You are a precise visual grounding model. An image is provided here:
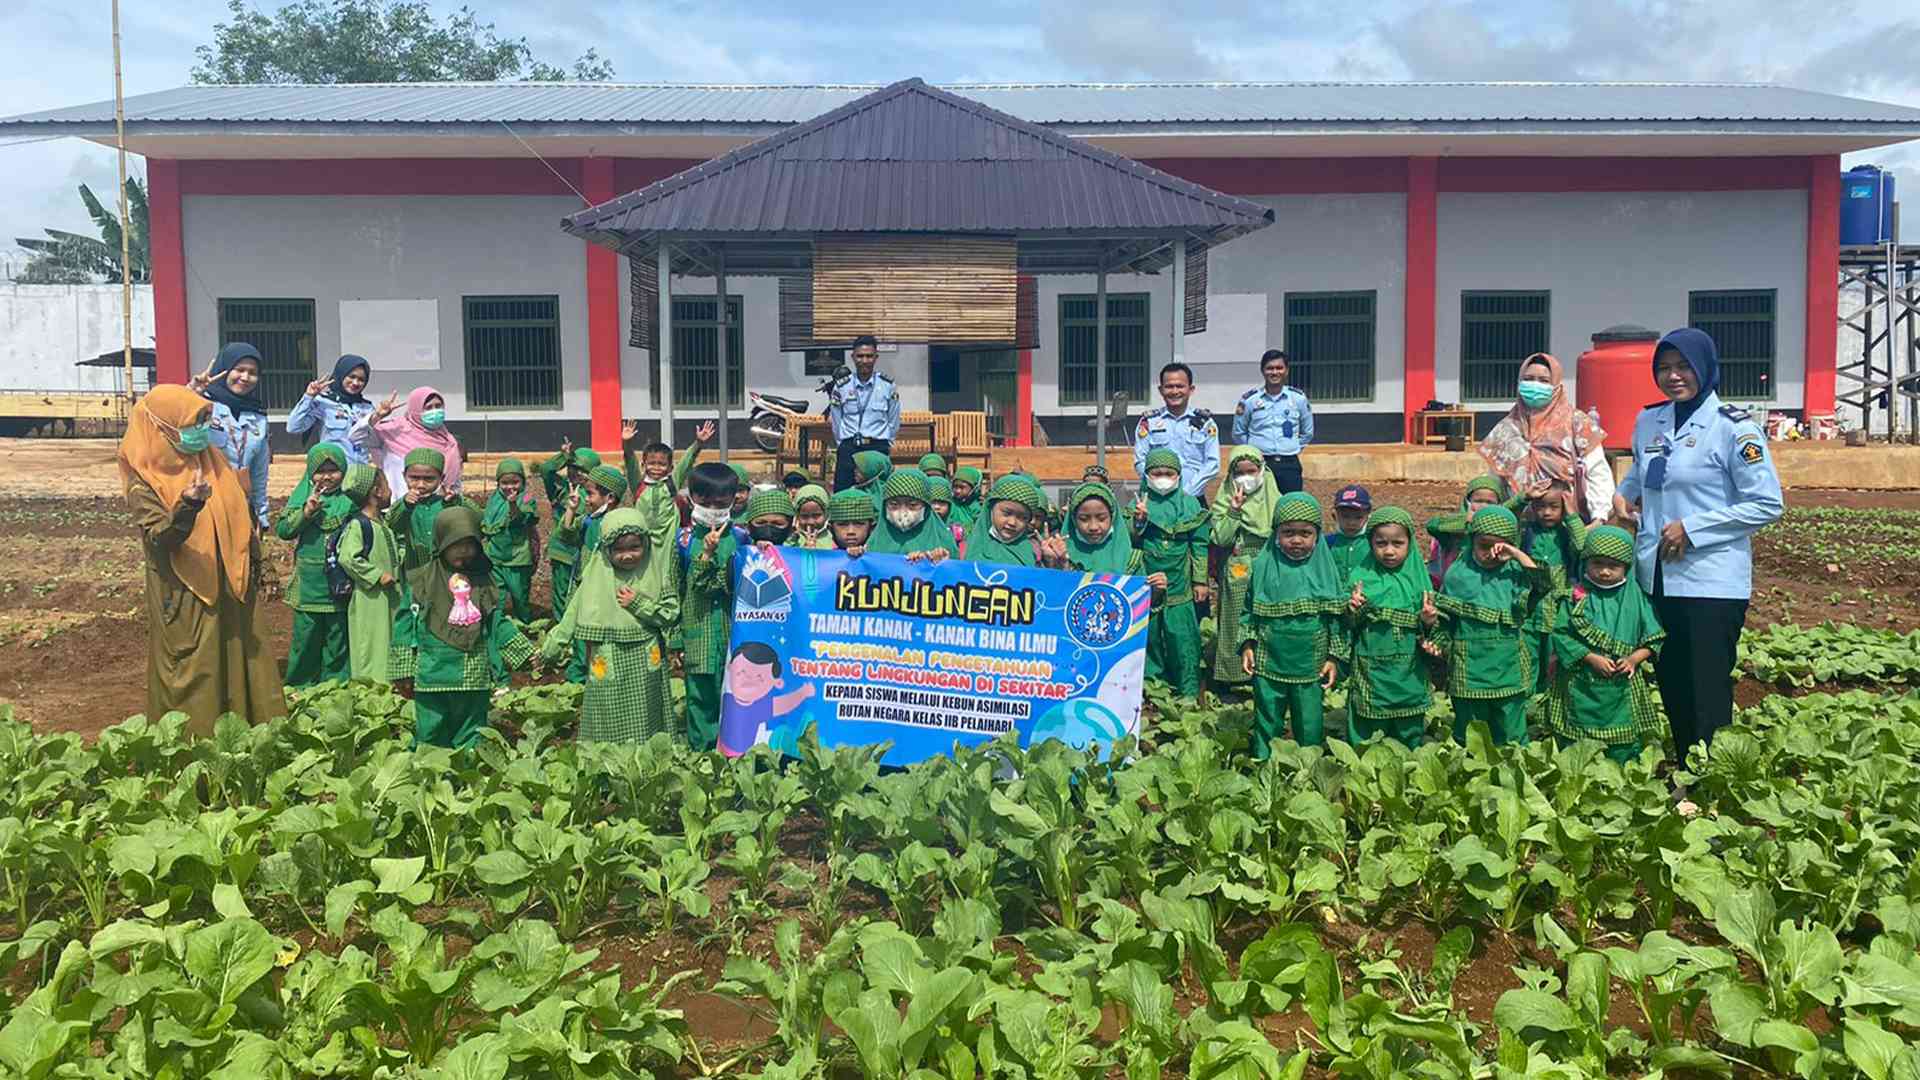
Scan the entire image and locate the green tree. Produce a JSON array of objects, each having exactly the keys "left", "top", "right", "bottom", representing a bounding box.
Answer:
[
  {"left": 191, "top": 0, "right": 613, "bottom": 84},
  {"left": 14, "top": 179, "right": 149, "bottom": 285}
]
